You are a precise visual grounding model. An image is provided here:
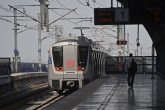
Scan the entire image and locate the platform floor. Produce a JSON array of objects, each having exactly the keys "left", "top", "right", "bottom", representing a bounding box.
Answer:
[{"left": 44, "top": 74, "right": 165, "bottom": 110}]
